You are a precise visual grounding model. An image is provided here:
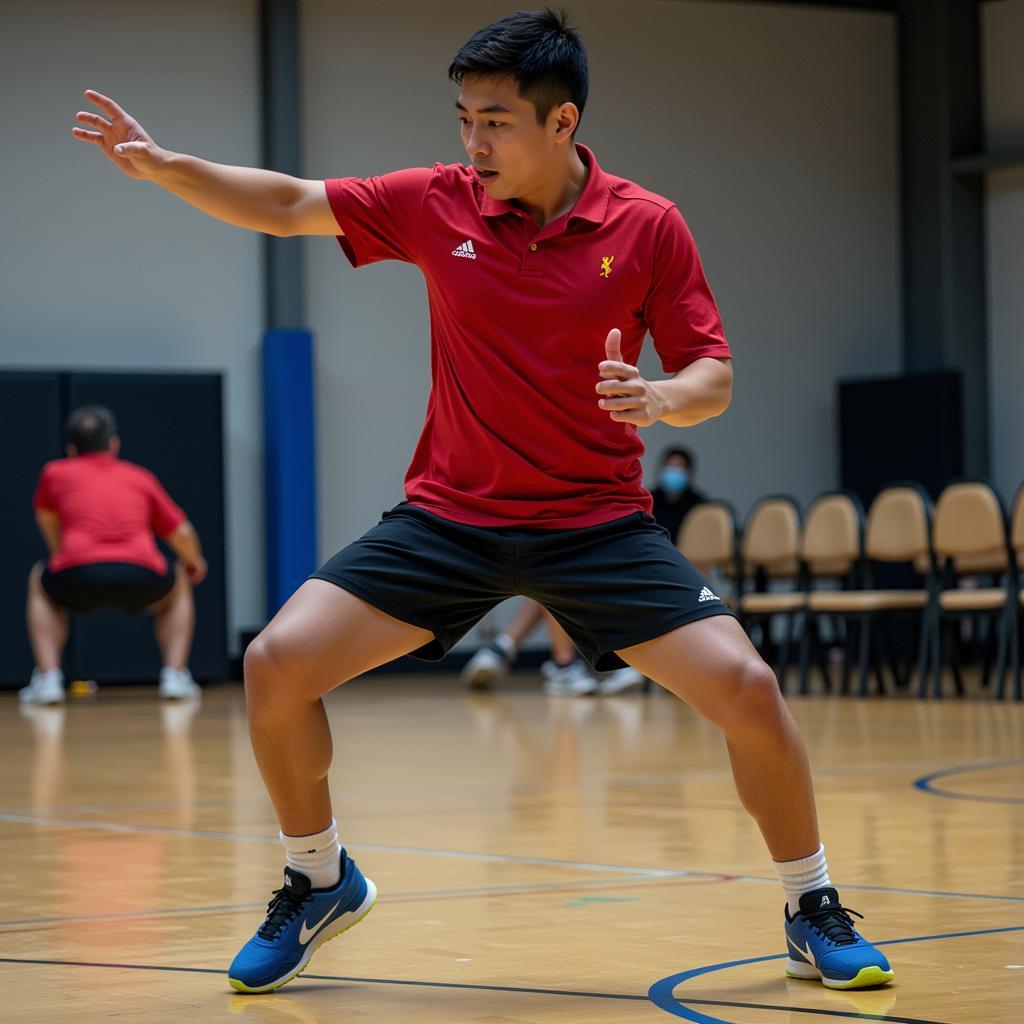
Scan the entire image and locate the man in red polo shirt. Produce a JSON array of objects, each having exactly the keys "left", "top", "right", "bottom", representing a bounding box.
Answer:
[
  {"left": 73, "top": 9, "right": 892, "bottom": 993},
  {"left": 22, "top": 405, "right": 207, "bottom": 704}
]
